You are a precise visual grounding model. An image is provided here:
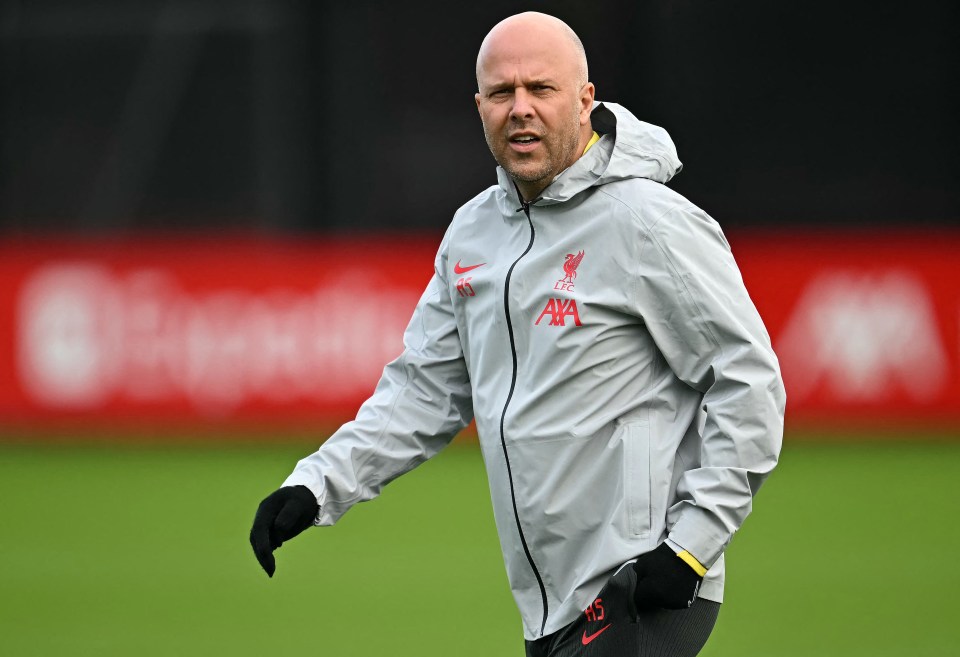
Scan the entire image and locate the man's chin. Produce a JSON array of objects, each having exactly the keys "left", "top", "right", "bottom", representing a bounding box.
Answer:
[{"left": 503, "top": 163, "right": 552, "bottom": 186}]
